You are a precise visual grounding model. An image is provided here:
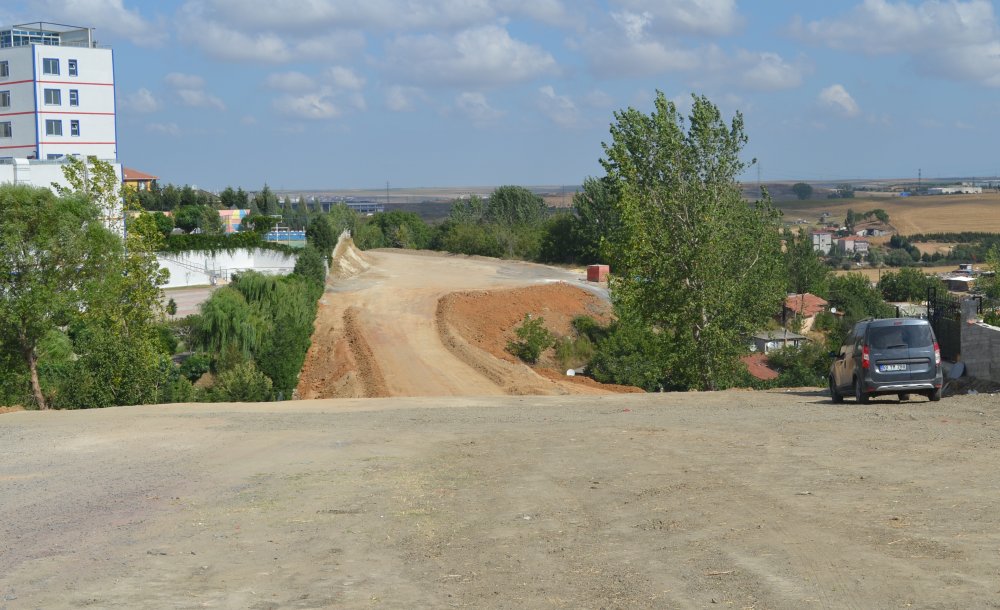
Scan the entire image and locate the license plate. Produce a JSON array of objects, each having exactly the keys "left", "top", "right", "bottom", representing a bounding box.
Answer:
[{"left": 880, "top": 364, "right": 907, "bottom": 372}]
